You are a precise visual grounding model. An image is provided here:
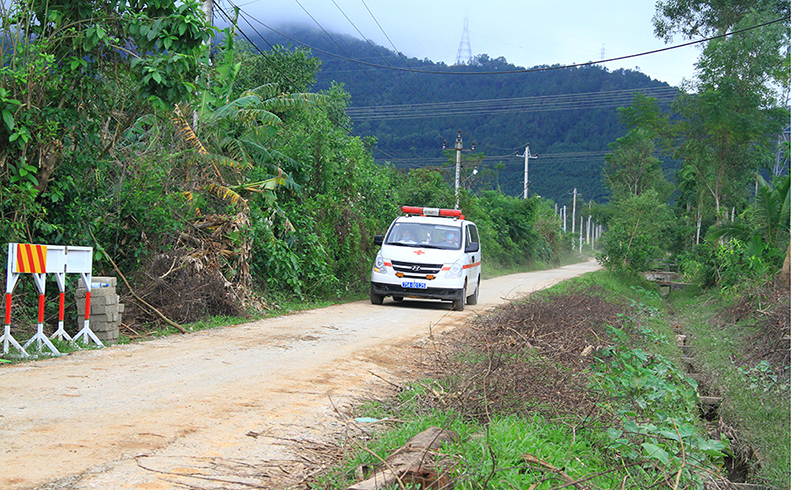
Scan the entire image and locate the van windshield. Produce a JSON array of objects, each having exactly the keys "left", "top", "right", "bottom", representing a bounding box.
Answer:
[{"left": 386, "top": 223, "right": 461, "bottom": 250}]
